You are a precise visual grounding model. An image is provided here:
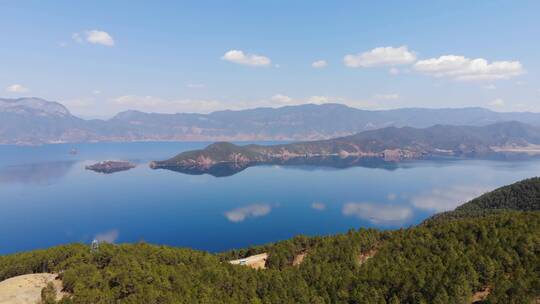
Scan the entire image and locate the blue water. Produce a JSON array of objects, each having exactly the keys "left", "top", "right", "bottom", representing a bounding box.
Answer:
[{"left": 1, "top": 142, "right": 540, "bottom": 255}]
